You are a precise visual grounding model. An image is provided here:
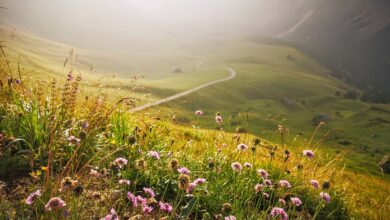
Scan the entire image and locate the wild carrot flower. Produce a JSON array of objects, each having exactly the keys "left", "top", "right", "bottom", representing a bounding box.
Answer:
[
  {"left": 320, "top": 192, "right": 331, "bottom": 203},
  {"left": 303, "top": 150, "right": 314, "bottom": 159},
  {"left": 264, "top": 179, "right": 272, "bottom": 187},
  {"left": 195, "top": 110, "right": 203, "bottom": 116},
  {"left": 194, "top": 178, "right": 206, "bottom": 185},
  {"left": 143, "top": 187, "right": 155, "bottom": 198},
  {"left": 279, "top": 180, "right": 291, "bottom": 188},
  {"left": 119, "top": 179, "right": 131, "bottom": 185},
  {"left": 177, "top": 167, "right": 190, "bottom": 175},
  {"left": 148, "top": 151, "right": 160, "bottom": 160},
  {"left": 244, "top": 162, "right": 252, "bottom": 168},
  {"left": 45, "top": 197, "right": 66, "bottom": 211},
  {"left": 270, "top": 207, "right": 288, "bottom": 220},
  {"left": 225, "top": 216, "right": 236, "bottom": 220},
  {"left": 254, "top": 184, "right": 263, "bottom": 193},
  {"left": 26, "top": 190, "right": 41, "bottom": 205},
  {"left": 114, "top": 157, "right": 128, "bottom": 168},
  {"left": 231, "top": 162, "right": 242, "bottom": 172},
  {"left": 187, "top": 182, "right": 197, "bottom": 194},
  {"left": 290, "top": 197, "right": 302, "bottom": 206},
  {"left": 257, "top": 169, "right": 269, "bottom": 179},
  {"left": 159, "top": 201, "right": 173, "bottom": 213},
  {"left": 102, "top": 208, "right": 118, "bottom": 220},
  {"left": 310, "top": 179, "right": 319, "bottom": 189},
  {"left": 215, "top": 115, "right": 223, "bottom": 124},
  {"left": 237, "top": 143, "right": 248, "bottom": 151}
]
